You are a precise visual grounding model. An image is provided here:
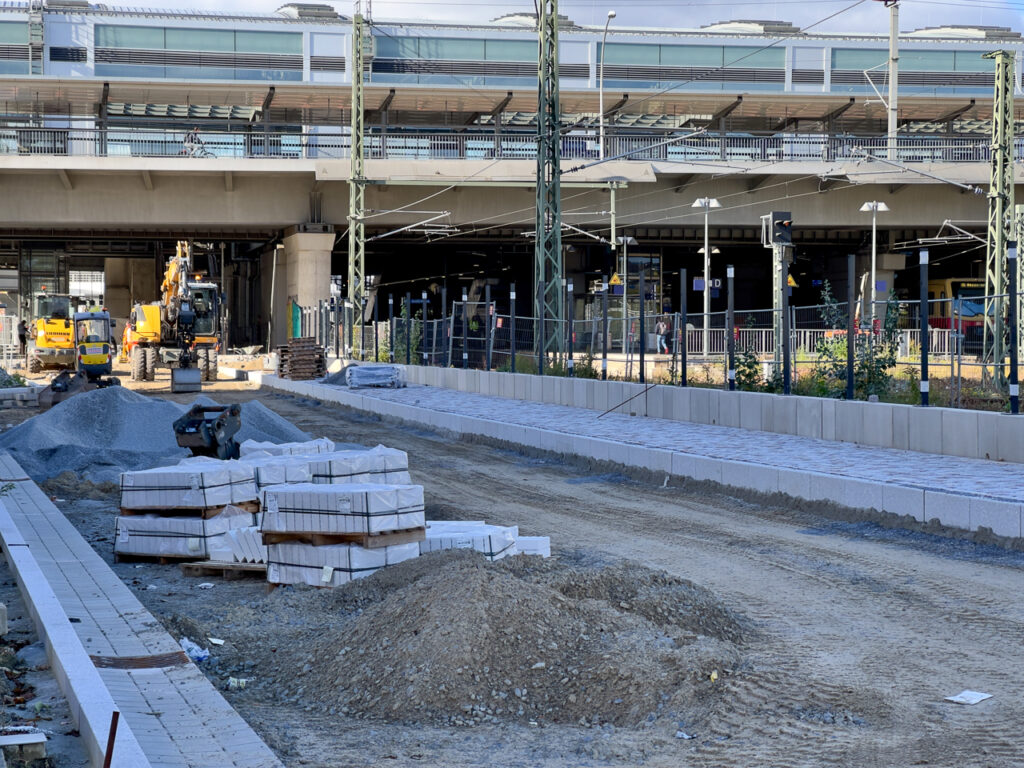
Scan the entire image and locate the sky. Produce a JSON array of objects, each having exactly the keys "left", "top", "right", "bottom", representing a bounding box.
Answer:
[{"left": 126, "top": 0, "right": 1024, "bottom": 35}]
